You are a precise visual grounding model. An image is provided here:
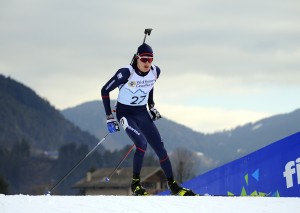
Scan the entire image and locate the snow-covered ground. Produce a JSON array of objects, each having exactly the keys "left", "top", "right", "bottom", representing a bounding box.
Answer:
[{"left": 1, "top": 194, "right": 299, "bottom": 213}]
